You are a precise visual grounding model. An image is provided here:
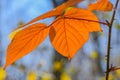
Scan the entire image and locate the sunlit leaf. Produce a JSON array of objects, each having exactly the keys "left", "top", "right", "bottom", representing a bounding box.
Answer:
[
  {"left": 21, "top": 0, "right": 83, "bottom": 27},
  {"left": 0, "top": 67, "right": 6, "bottom": 80},
  {"left": 54, "top": 61, "right": 62, "bottom": 71},
  {"left": 49, "top": 8, "right": 101, "bottom": 59},
  {"left": 27, "top": 72, "right": 37, "bottom": 80},
  {"left": 90, "top": 51, "right": 98, "bottom": 59},
  {"left": 116, "top": 69, "right": 120, "bottom": 77},
  {"left": 64, "top": 8, "right": 102, "bottom": 32},
  {"left": 88, "top": 0, "right": 113, "bottom": 11},
  {"left": 60, "top": 72, "right": 71, "bottom": 80},
  {"left": 9, "top": 27, "right": 24, "bottom": 40},
  {"left": 65, "top": 6, "right": 76, "bottom": 12},
  {"left": 4, "top": 23, "right": 49, "bottom": 69}
]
